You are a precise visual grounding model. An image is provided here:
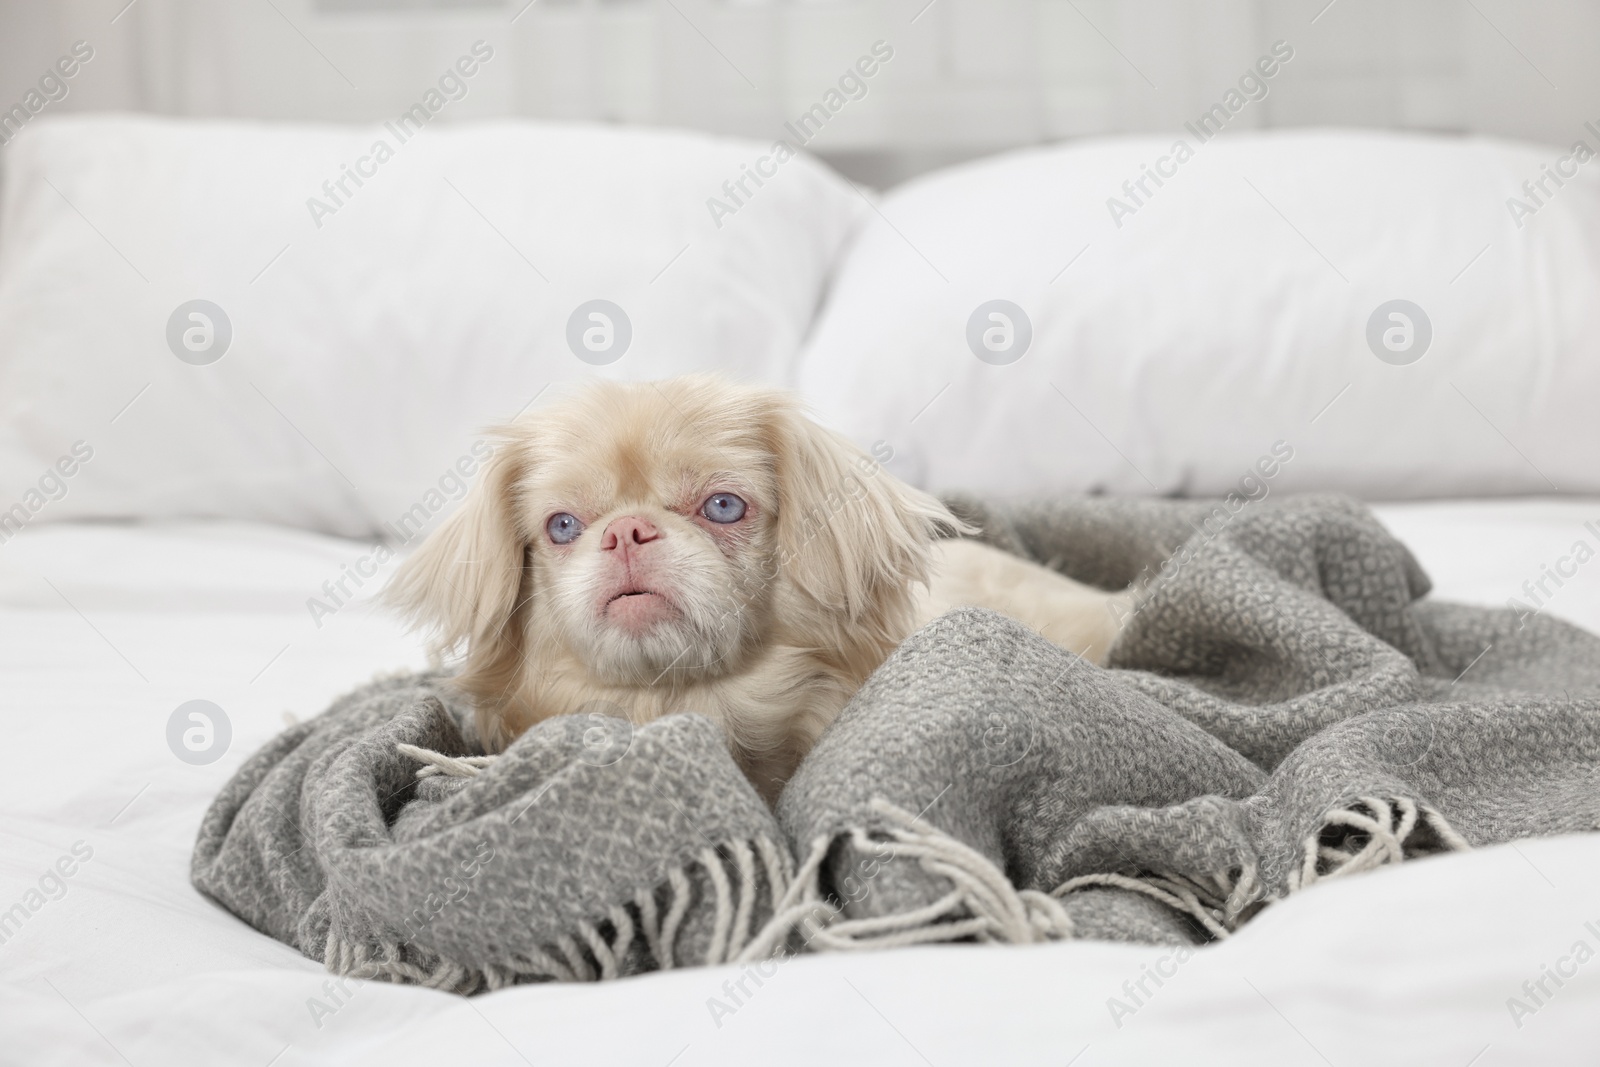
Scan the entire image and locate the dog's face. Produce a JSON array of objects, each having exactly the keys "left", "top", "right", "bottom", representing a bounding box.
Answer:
[
  {"left": 522, "top": 381, "right": 781, "bottom": 686},
  {"left": 387, "top": 376, "right": 954, "bottom": 751}
]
